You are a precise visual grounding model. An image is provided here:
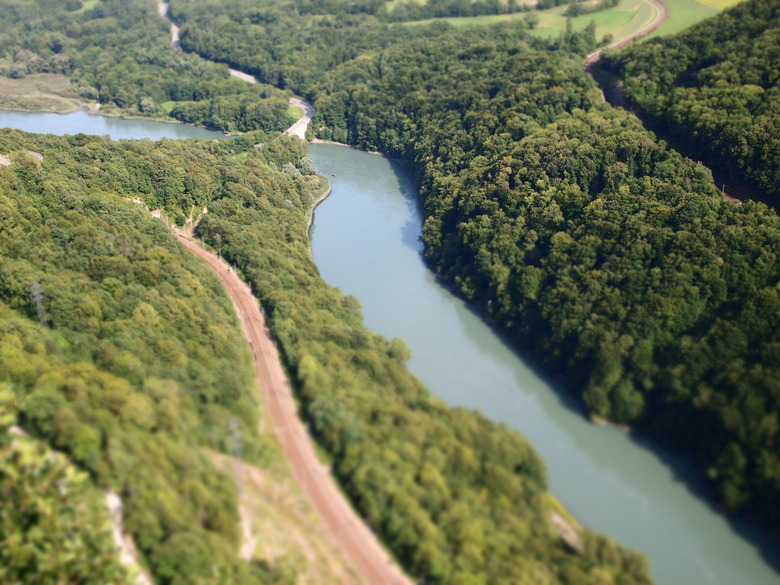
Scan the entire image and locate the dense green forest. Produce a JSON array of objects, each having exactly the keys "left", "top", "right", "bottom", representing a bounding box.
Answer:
[
  {"left": 0, "top": 129, "right": 295, "bottom": 584},
  {"left": 0, "top": 128, "right": 652, "bottom": 584},
  {"left": 0, "top": 0, "right": 294, "bottom": 132},
  {"left": 172, "top": 0, "right": 597, "bottom": 96},
  {"left": 599, "top": 0, "right": 780, "bottom": 205},
  {"left": 173, "top": 0, "right": 780, "bottom": 533}
]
